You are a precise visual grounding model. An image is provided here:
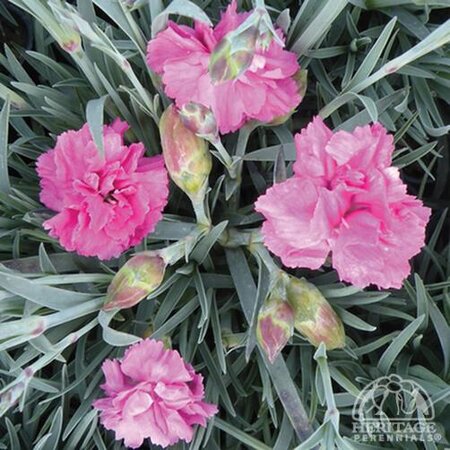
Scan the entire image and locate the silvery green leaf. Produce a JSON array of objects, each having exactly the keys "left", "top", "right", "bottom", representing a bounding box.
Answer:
[
  {"left": 98, "top": 310, "right": 141, "bottom": 346},
  {"left": 276, "top": 9, "right": 291, "bottom": 35},
  {"left": 0, "top": 97, "right": 11, "bottom": 194},
  {"left": 86, "top": 96, "right": 108, "bottom": 157},
  {"left": 151, "top": 0, "right": 212, "bottom": 37}
]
